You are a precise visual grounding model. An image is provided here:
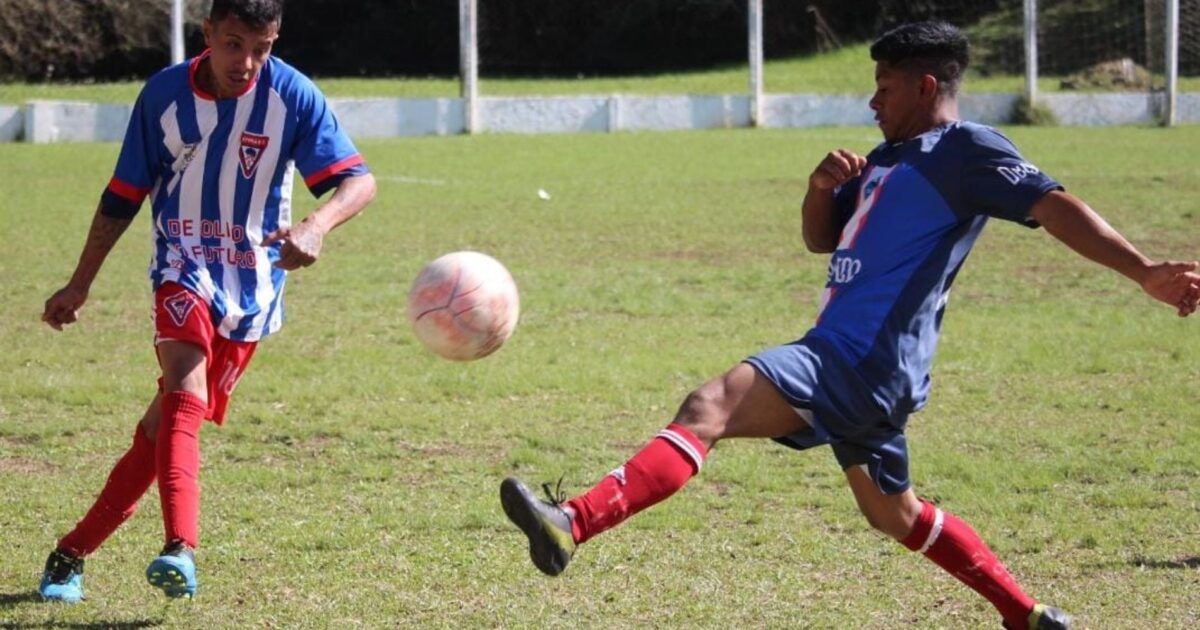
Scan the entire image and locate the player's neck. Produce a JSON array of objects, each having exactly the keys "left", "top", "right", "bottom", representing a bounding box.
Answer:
[
  {"left": 195, "top": 58, "right": 218, "bottom": 98},
  {"left": 903, "top": 105, "right": 959, "bottom": 141},
  {"left": 194, "top": 57, "right": 234, "bottom": 100}
]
